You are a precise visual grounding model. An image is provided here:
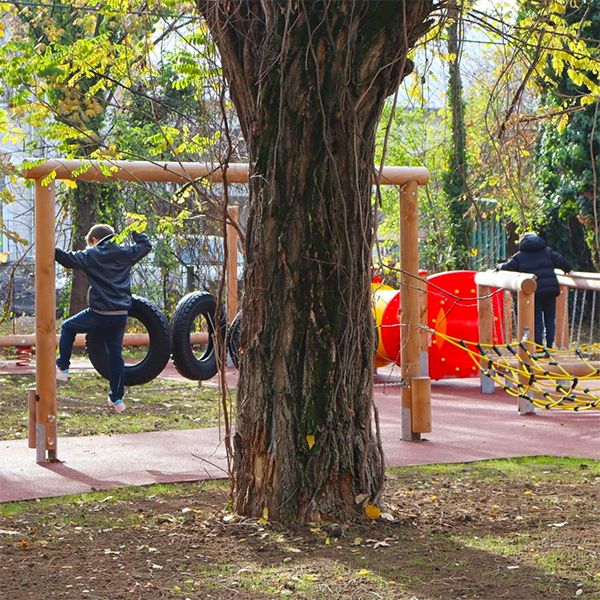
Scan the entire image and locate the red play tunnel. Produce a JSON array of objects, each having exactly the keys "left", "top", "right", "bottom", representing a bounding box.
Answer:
[{"left": 373, "top": 270, "right": 505, "bottom": 380}]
